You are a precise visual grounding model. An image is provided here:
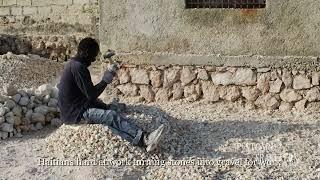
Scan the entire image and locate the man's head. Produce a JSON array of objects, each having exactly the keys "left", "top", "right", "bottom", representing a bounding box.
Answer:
[{"left": 76, "top": 37, "right": 100, "bottom": 66}]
